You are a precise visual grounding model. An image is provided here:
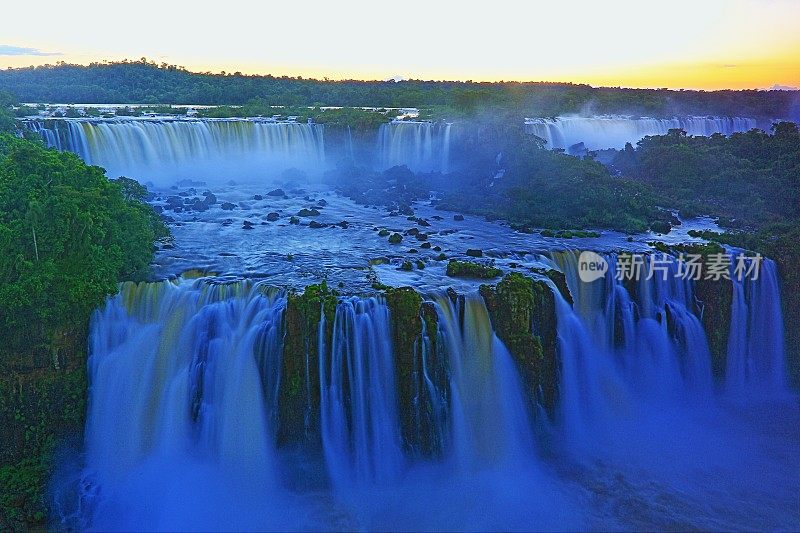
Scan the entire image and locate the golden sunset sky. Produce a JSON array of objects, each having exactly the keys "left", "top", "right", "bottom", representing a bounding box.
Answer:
[{"left": 1, "top": 0, "right": 798, "bottom": 89}]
